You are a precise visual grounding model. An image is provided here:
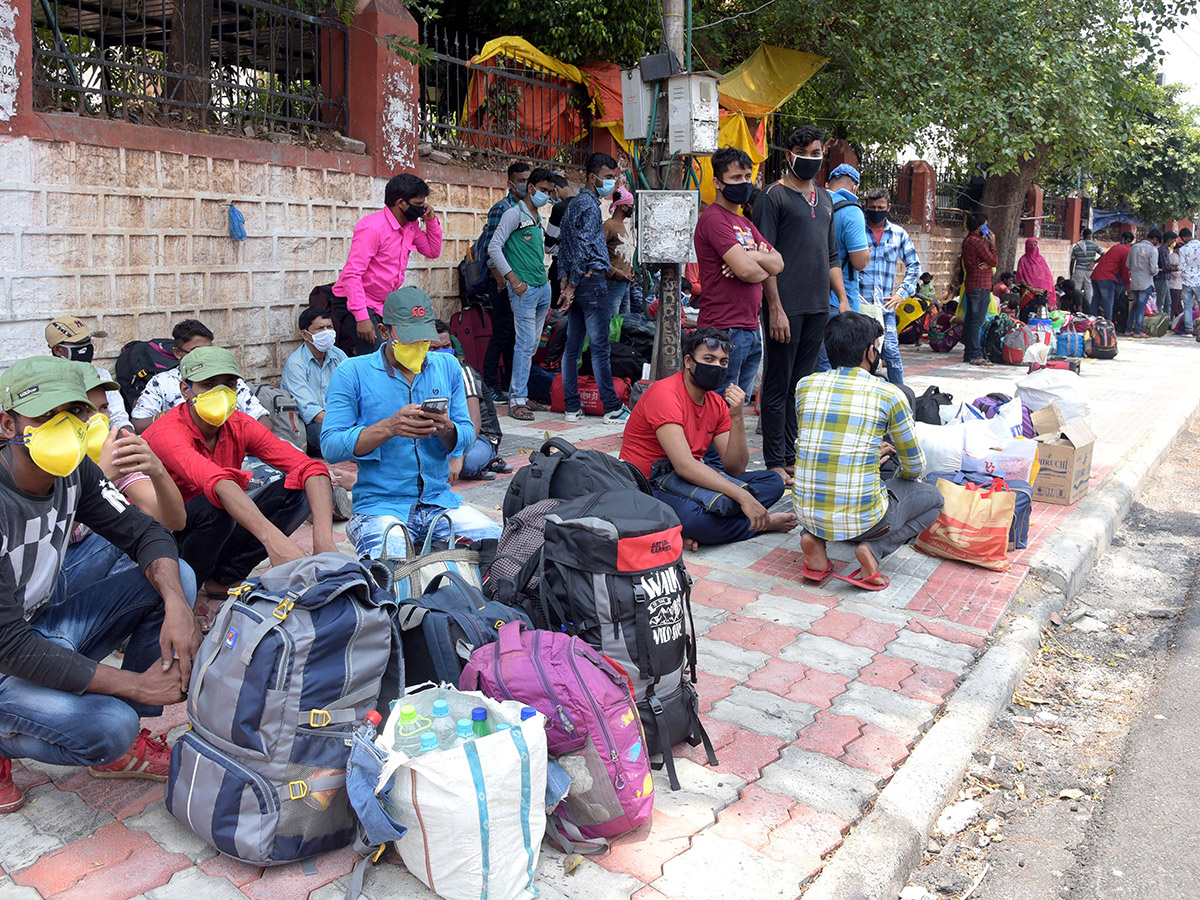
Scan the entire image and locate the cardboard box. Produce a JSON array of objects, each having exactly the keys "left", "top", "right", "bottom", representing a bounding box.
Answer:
[
  {"left": 1032, "top": 419, "right": 1095, "bottom": 505},
  {"left": 1030, "top": 402, "right": 1066, "bottom": 437}
]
